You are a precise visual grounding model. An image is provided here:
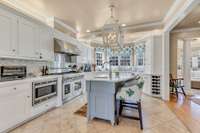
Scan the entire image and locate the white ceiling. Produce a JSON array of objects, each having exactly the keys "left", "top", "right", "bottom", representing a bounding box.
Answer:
[
  {"left": 174, "top": 4, "right": 200, "bottom": 29},
  {"left": 15, "top": 0, "right": 174, "bottom": 35}
]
